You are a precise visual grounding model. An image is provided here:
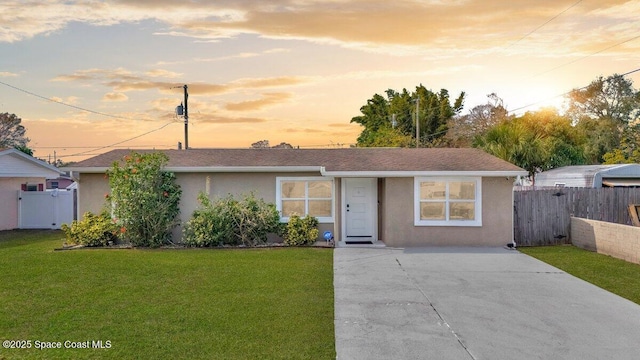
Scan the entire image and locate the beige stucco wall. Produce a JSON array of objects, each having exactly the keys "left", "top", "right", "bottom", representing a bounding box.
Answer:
[
  {"left": 177, "top": 172, "right": 335, "bottom": 242},
  {"left": 381, "top": 177, "right": 515, "bottom": 247},
  {"left": 77, "top": 171, "right": 332, "bottom": 243},
  {"left": 0, "top": 177, "right": 47, "bottom": 231},
  {"left": 571, "top": 217, "right": 640, "bottom": 265},
  {"left": 77, "top": 171, "right": 516, "bottom": 246},
  {"left": 76, "top": 173, "right": 111, "bottom": 216}
]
